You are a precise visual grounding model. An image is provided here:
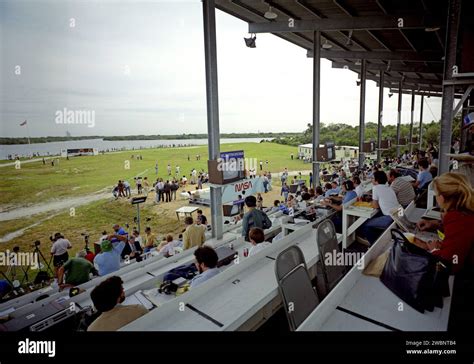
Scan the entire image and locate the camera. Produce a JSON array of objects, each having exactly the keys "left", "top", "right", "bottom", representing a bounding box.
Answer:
[
  {"left": 158, "top": 281, "right": 178, "bottom": 295},
  {"left": 33, "top": 240, "right": 41, "bottom": 247}
]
